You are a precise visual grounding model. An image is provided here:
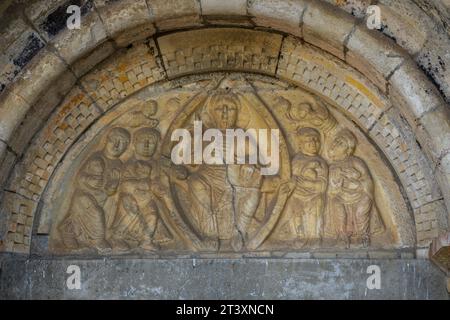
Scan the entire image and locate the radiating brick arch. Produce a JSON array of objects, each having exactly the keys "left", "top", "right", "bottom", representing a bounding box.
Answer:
[{"left": 0, "top": 0, "right": 448, "bottom": 254}]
